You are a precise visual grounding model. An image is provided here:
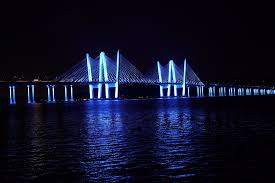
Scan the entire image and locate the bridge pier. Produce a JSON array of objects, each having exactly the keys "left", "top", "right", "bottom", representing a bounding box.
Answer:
[
  {"left": 64, "top": 85, "right": 68, "bottom": 102},
  {"left": 159, "top": 85, "right": 164, "bottom": 97},
  {"left": 27, "top": 85, "right": 31, "bottom": 103},
  {"left": 89, "top": 85, "right": 94, "bottom": 99},
  {"left": 182, "top": 85, "right": 186, "bottom": 97},
  {"left": 97, "top": 84, "right": 102, "bottom": 99},
  {"left": 167, "top": 84, "right": 171, "bottom": 97},
  {"left": 105, "top": 84, "right": 110, "bottom": 99},
  {"left": 12, "top": 86, "right": 16, "bottom": 104},
  {"left": 9, "top": 86, "right": 16, "bottom": 104},
  {"left": 213, "top": 86, "right": 215, "bottom": 96},
  {"left": 70, "top": 85, "right": 74, "bottom": 101},
  {"left": 174, "top": 85, "right": 177, "bottom": 97},
  {"left": 27, "top": 85, "right": 35, "bottom": 103},
  {"left": 208, "top": 87, "right": 212, "bottom": 96},
  {"left": 52, "top": 85, "right": 56, "bottom": 102},
  {"left": 253, "top": 88, "right": 257, "bottom": 95},
  {"left": 32, "top": 85, "right": 35, "bottom": 103},
  {"left": 212, "top": 86, "right": 215, "bottom": 96},
  {"left": 221, "top": 87, "right": 223, "bottom": 96},
  {"left": 187, "top": 87, "right": 190, "bottom": 97},
  {"left": 47, "top": 85, "right": 51, "bottom": 102}
]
